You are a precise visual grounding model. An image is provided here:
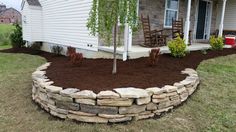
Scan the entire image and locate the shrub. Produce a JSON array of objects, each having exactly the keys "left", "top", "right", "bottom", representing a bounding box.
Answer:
[
  {"left": 29, "top": 42, "right": 42, "bottom": 50},
  {"left": 10, "top": 24, "right": 25, "bottom": 48},
  {"left": 168, "top": 34, "right": 187, "bottom": 58},
  {"left": 66, "top": 46, "right": 76, "bottom": 59},
  {"left": 51, "top": 45, "right": 63, "bottom": 56},
  {"left": 201, "top": 49, "right": 208, "bottom": 55},
  {"left": 70, "top": 52, "right": 83, "bottom": 66},
  {"left": 148, "top": 48, "right": 160, "bottom": 66},
  {"left": 209, "top": 36, "right": 224, "bottom": 50},
  {"left": 28, "top": 42, "right": 42, "bottom": 54}
]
